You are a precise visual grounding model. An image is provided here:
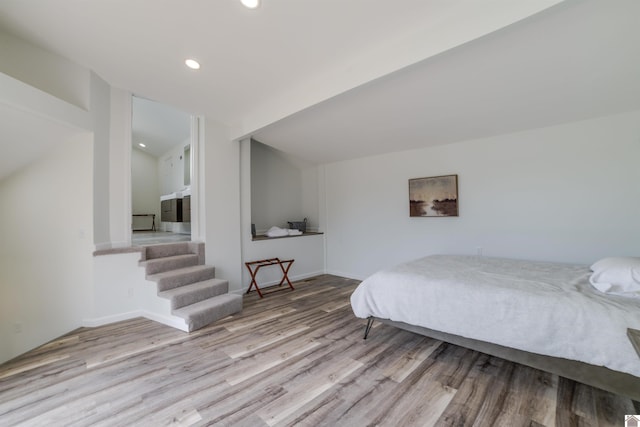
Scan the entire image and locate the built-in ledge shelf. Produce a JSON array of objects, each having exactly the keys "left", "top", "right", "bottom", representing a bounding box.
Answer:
[{"left": 252, "top": 232, "right": 323, "bottom": 242}]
